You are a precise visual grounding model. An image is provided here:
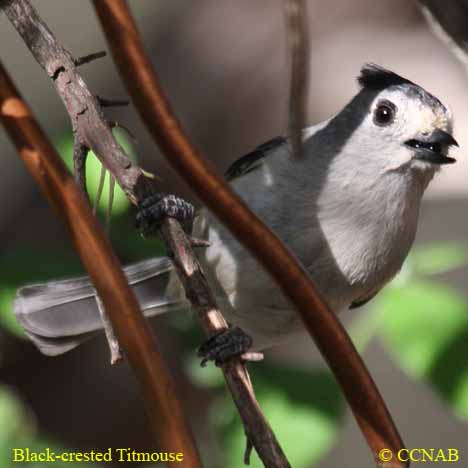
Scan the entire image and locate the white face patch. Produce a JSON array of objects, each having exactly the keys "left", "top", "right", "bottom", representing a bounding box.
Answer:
[{"left": 361, "top": 85, "right": 454, "bottom": 174}]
